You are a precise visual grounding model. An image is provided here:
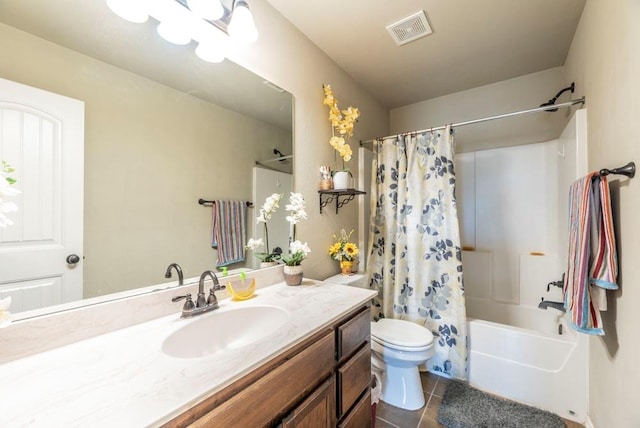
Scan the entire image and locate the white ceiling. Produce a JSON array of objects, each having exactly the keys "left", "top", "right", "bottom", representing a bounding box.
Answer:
[{"left": 266, "top": 0, "right": 586, "bottom": 108}]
